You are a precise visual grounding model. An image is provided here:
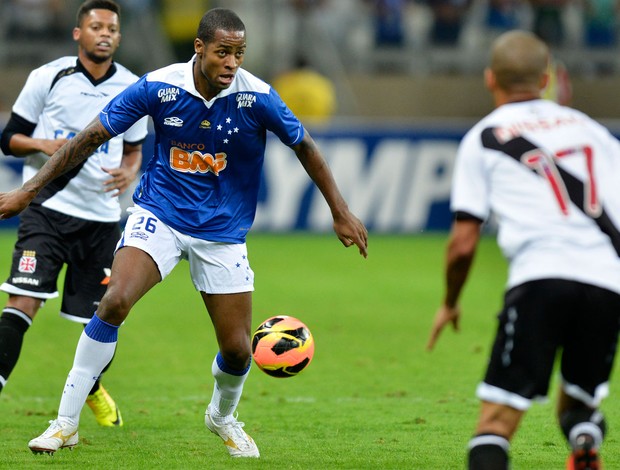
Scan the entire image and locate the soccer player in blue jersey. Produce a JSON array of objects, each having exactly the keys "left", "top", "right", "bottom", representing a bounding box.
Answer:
[
  {"left": 0, "top": 7, "right": 368, "bottom": 458},
  {"left": 0, "top": 0, "right": 148, "bottom": 427}
]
